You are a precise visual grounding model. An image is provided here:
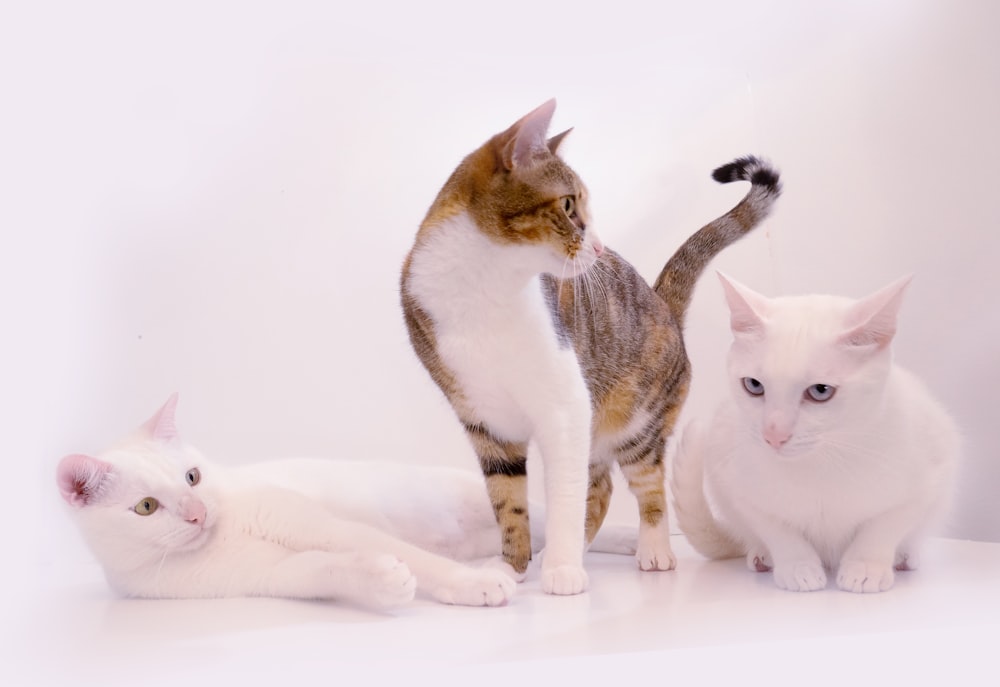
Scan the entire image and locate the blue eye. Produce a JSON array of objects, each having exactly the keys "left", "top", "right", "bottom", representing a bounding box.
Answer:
[
  {"left": 742, "top": 377, "right": 765, "bottom": 396},
  {"left": 806, "top": 384, "right": 836, "bottom": 402}
]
